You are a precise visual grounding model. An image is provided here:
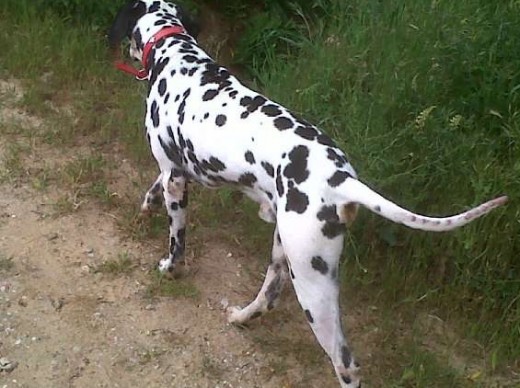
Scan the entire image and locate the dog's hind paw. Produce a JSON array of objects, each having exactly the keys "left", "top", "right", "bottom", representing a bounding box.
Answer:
[{"left": 226, "top": 306, "right": 245, "bottom": 324}]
